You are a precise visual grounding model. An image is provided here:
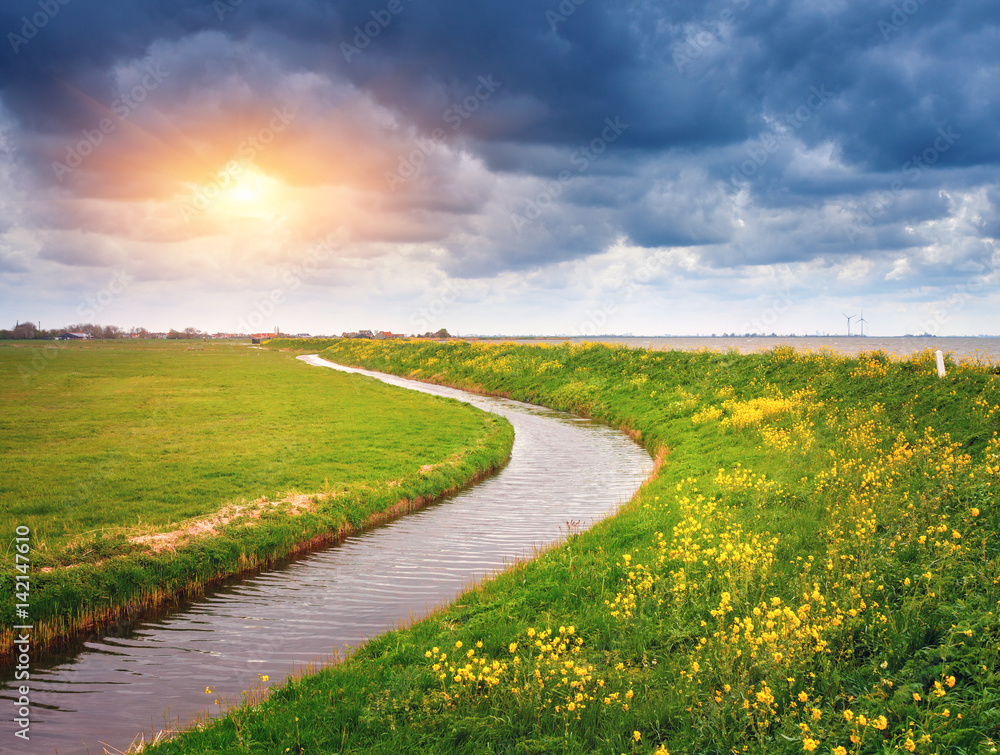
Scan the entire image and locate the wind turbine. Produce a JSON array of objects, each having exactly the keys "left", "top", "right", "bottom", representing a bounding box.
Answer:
[
  {"left": 857, "top": 311, "right": 868, "bottom": 337},
  {"left": 842, "top": 312, "right": 856, "bottom": 337}
]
